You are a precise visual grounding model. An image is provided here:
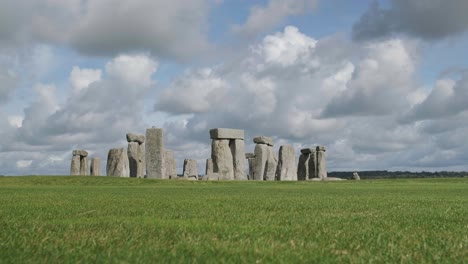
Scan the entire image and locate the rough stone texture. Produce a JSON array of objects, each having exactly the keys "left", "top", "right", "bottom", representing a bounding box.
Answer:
[
  {"left": 126, "top": 133, "right": 145, "bottom": 144},
  {"left": 352, "top": 172, "right": 361, "bottom": 180},
  {"left": 107, "top": 148, "right": 130, "bottom": 177},
  {"left": 276, "top": 145, "right": 297, "bottom": 181},
  {"left": 80, "top": 156, "right": 88, "bottom": 176},
  {"left": 308, "top": 151, "right": 317, "bottom": 179},
  {"left": 245, "top": 153, "right": 255, "bottom": 159},
  {"left": 70, "top": 155, "right": 81, "bottom": 175},
  {"left": 183, "top": 159, "right": 198, "bottom": 180},
  {"left": 90, "top": 157, "right": 102, "bottom": 176},
  {"left": 253, "top": 136, "right": 274, "bottom": 146},
  {"left": 209, "top": 128, "right": 244, "bottom": 140},
  {"left": 211, "top": 139, "right": 234, "bottom": 180},
  {"left": 265, "top": 147, "right": 278, "bottom": 181},
  {"left": 205, "top": 158, "right": 213, "bottom": 176},
  {"left": 316, "top": 146, "right": 327, "bottom": 179},
  {"left": 300, "top": 148, "right": 314, "bottom": 155},
  {"left": 164, "top": 150, "right": 177, "bottom": 179},
  {"left": 252, "top": 144, "right": 277, "bottom": 181},
  {"left": 230, "top": 139, "right": 247, "bottom": 180},
  {"left": 297, "top": 154, "right": 308, "bottom": 181},
  {"left": 73, "top": 150, "right": 88, "bottom": 157},
  {"left": 128, "top": 142, "right": 144, "bottom": 178},
  {"left": 247, "top": 158, "right": 254, "bottom": 180},
  {"left": 145, "top": 128, "right": 165, "bottom": 179}
]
